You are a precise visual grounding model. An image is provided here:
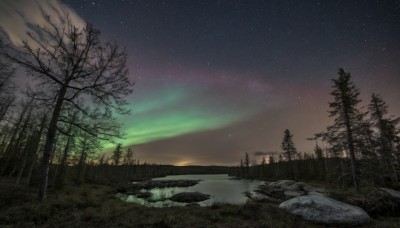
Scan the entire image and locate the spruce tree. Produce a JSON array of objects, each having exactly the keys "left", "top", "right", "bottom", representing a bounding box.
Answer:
[
  {"left": 328, "top": 68, "right": 362, "bottom": 193},
  {"left": 368, "top": 93, "right": 400, "bottom": 182},
  {"left": 281, "top": 129, "right": 297, "bottom": 179},
  {"left": 113, "top": 143, "right": 123, "bottom": 166},
  {"left": 244, "top": 153, "right": 250, "bottom": 177}
]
